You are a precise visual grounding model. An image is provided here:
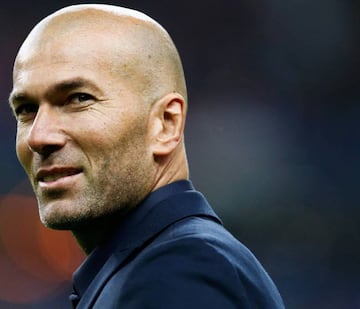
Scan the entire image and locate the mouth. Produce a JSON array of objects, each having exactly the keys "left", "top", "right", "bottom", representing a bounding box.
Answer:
[{"left": 36, "top": 167, "right": 83, "bottom": 184}]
